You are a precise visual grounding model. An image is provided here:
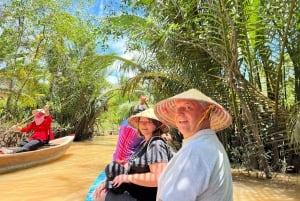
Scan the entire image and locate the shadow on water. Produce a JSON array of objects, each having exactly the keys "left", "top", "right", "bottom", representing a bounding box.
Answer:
[{"left": 0, "top": 135, "right": 299, "bottom": 201}]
